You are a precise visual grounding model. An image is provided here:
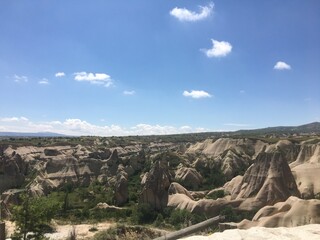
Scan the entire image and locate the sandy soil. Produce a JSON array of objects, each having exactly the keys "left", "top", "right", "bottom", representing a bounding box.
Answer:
[{"left": 4, "top": 220, "right": 114, "bottom": 240}]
